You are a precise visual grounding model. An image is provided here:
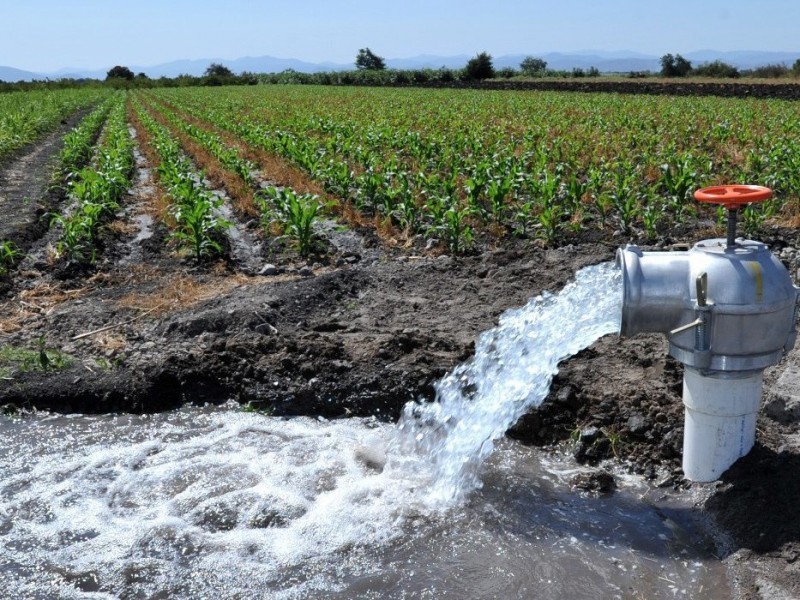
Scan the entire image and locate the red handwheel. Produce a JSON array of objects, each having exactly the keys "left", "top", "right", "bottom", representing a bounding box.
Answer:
[
  {"left": 694, "top": 185, "right": 772, "bottom": 209},
  {"left": 694, "top": 185, "right": 773, "bottom": 248}
]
